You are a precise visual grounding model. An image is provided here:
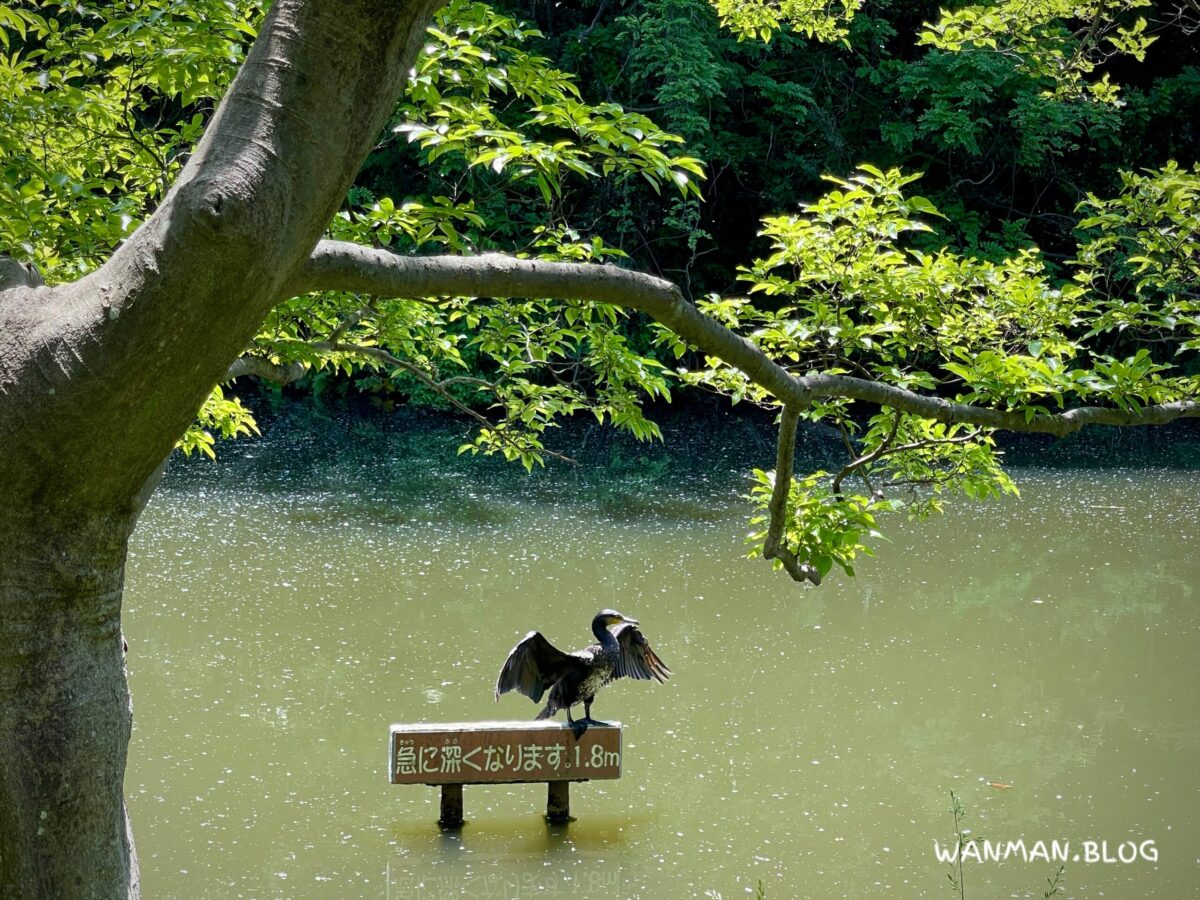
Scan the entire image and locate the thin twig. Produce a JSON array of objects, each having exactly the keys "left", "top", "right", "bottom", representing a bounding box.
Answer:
[
  {"left": 315, "top": 340, "right": 577, "bottom": 465},
  {"left": 832, "top": 409, "right": 901, "bottom": 496},
  {"left": 327, "top": 300, "right": 376, "bottom": 345}
]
